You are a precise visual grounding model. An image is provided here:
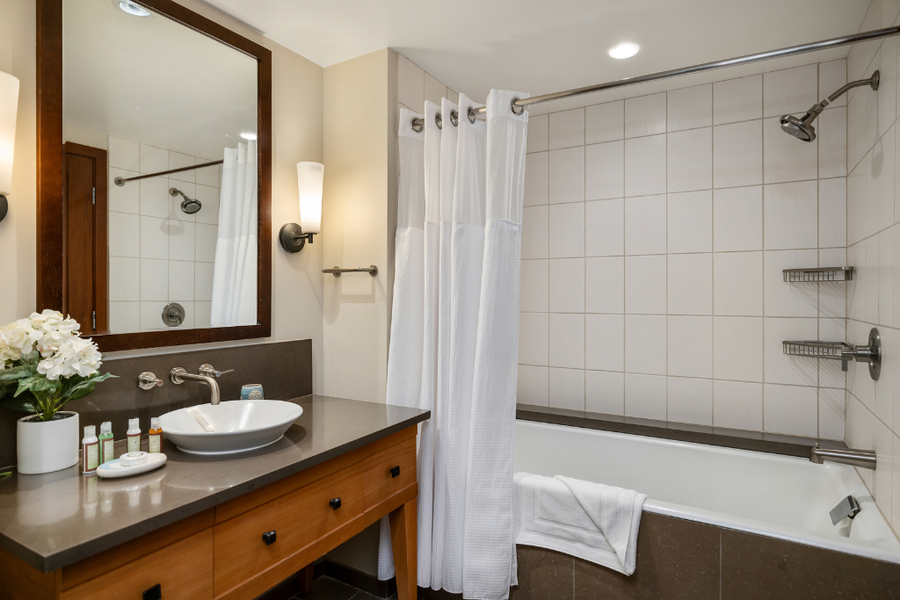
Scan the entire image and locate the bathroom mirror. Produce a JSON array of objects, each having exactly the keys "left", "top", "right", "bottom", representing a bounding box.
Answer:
[{"left": 36, "top": 0, "right": 272, "bottom": 351}]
